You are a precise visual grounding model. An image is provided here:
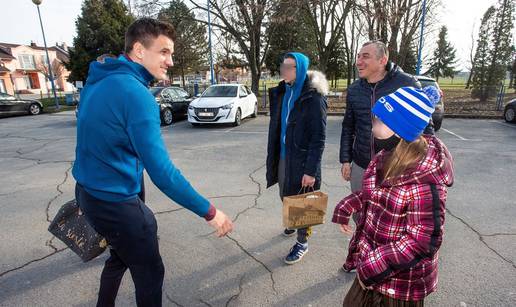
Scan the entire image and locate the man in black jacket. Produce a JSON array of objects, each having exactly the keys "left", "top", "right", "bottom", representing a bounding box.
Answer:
[
  {"left": 340, "top": 41, "right": 424, "bottom": 194},
  {"left": 266, "top": 52, "right": 328, "bottom": 265}
]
